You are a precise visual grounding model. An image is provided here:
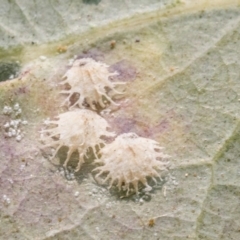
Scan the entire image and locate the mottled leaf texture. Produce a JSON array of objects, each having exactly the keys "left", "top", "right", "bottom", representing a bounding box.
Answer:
[{"left": 1, "top": 1, "right": 240, "bottom": 239}]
